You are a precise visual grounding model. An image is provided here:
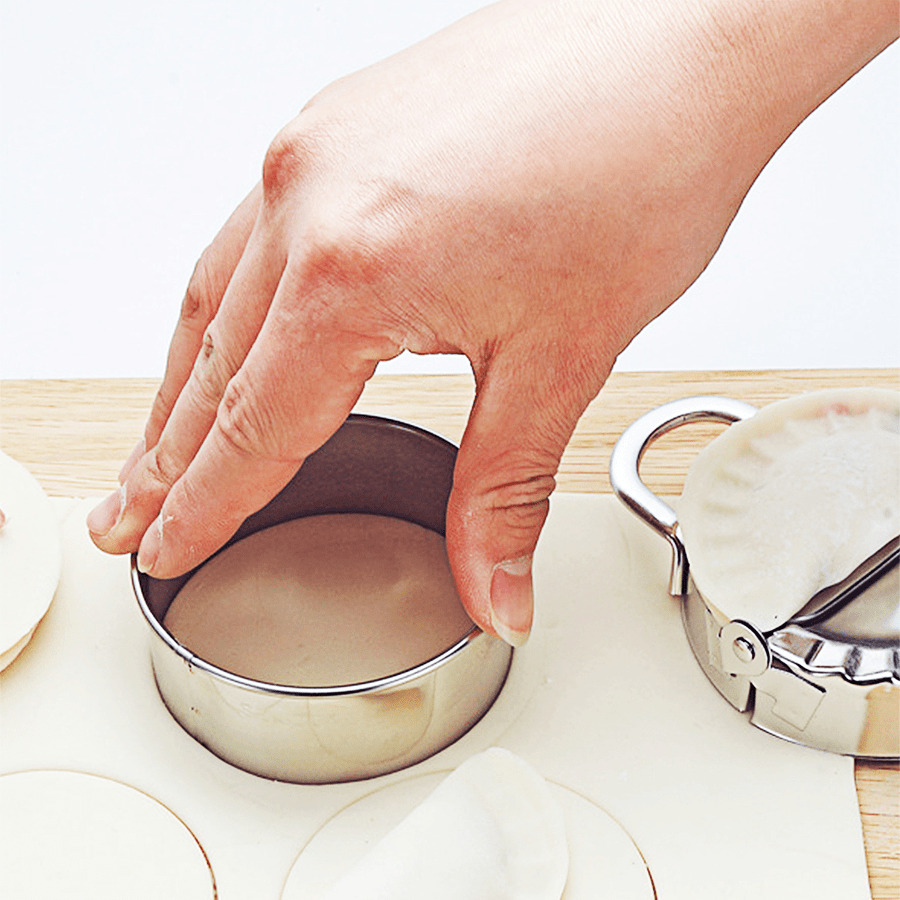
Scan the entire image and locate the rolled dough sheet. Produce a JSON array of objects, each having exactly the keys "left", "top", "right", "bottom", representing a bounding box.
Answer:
[
  {"left": 0, "top": 769, "right": 215, "bottom": 899},
  {"left": 0, "top": 495, "right": 870, "bottom": 900}
]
